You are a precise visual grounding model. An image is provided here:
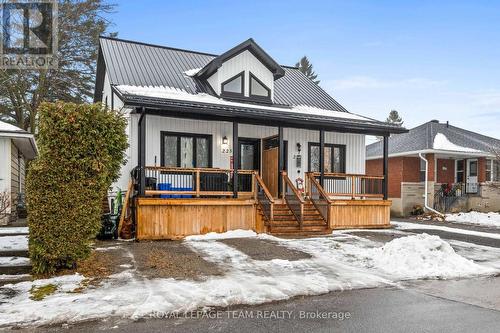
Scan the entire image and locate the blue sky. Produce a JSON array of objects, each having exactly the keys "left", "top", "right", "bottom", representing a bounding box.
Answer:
[{"left": 109, "top": 0, "right": 500, "bottom": 140}]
